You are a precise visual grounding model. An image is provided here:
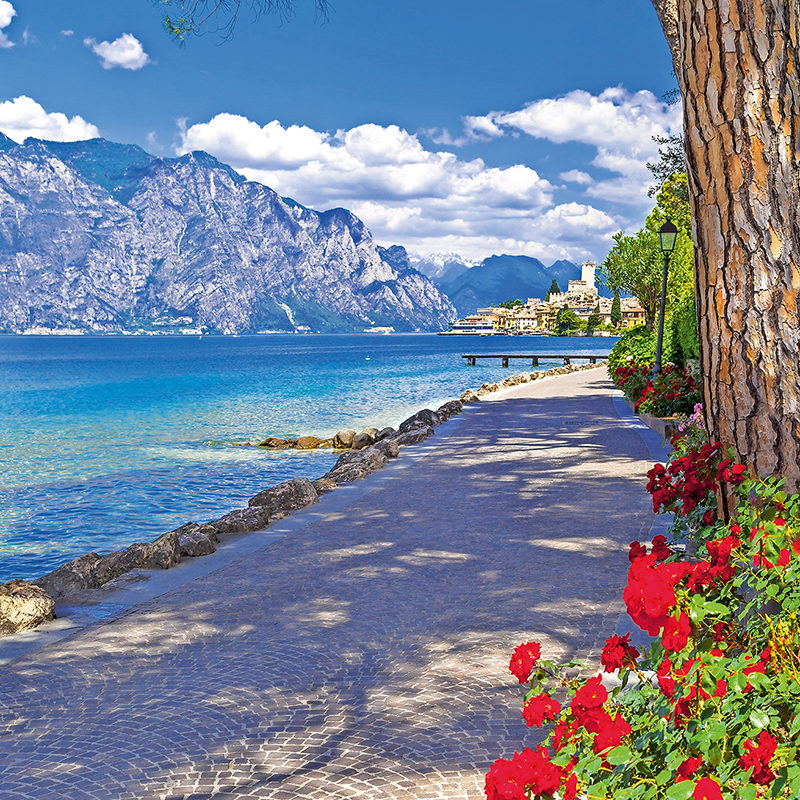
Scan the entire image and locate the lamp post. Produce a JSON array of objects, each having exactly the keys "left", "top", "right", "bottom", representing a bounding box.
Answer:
[{"left": 654, "top": 220, "right": 678, "bottom": 375}]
